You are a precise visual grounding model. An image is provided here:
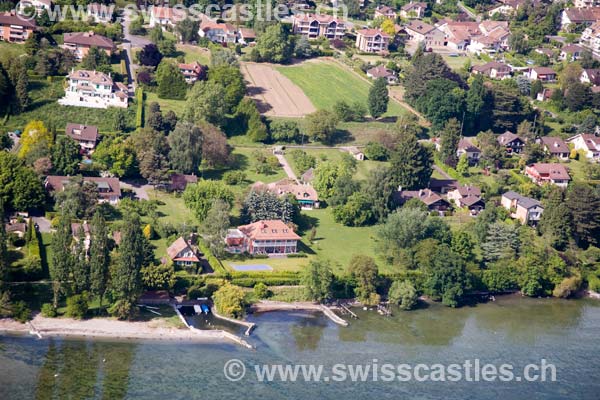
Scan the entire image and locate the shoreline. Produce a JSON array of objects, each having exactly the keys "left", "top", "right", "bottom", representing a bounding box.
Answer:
[{"left": 0, "top": 315, "right": 247, "bottom": 345}]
